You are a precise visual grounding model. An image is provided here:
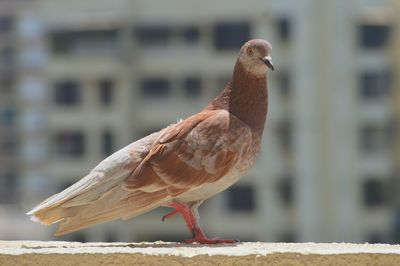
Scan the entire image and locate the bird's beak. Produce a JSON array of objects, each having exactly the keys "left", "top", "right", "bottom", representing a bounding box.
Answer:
[{"left": 260, "top": 56, "right": 274, "bottom": 71}]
